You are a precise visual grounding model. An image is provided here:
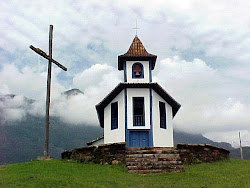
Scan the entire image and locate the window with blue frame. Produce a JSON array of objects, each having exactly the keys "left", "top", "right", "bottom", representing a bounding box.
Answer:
[
  {"left": 132, "top": 62, "right": 144, "bottom": 78},
  {"left": 133, "top": 97, "right": 145, "bottom": 126},
  {"left": 111, "top": 102, "right": 118, "bottom": 130},
  {"left": 159, "top": 102, "right": 166, "bottom": 129}
]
